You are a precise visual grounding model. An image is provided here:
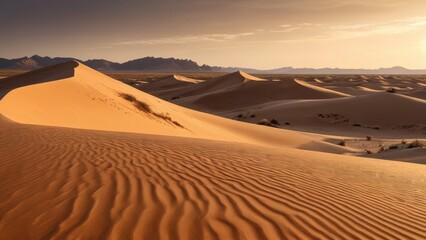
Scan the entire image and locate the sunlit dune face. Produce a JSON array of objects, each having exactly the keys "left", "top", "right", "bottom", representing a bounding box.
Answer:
[{"left": 0, "top": 0, "right": 425, "bottom": 69}]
